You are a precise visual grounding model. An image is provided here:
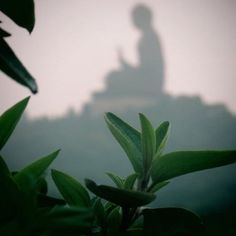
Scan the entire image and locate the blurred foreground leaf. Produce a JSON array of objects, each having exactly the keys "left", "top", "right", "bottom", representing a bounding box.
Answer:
[
  {"left": 0, "top": 0, "right": 35, "bottom": 32},
  {"left": 0, "top": 27, "right": 11, "bottom": 37},
  {"left": 0, "top": 155, "right": 10, "bottom": 175},
  {"left": 0, "top": 38, "right": 38, "bottom": 93},
  {"left": 14, "top": 150, "right": 60, "bottom": 192},
  {"left": 0, "top": 170, "right": 20, "bottom": 221},
  {"left": 0, "top": 97, "right": 29, "bottom": 150}
]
